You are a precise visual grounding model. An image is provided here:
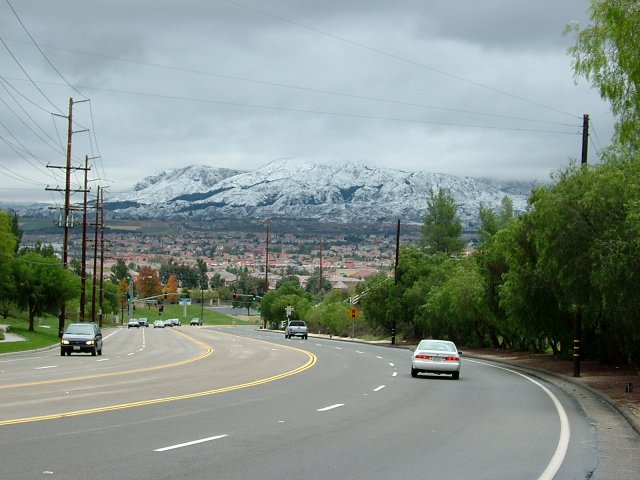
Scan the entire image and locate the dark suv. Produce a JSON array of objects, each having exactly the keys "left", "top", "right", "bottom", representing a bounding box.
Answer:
[{"left": 60, "top": 323, "right": 103, "bottom": 356}]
